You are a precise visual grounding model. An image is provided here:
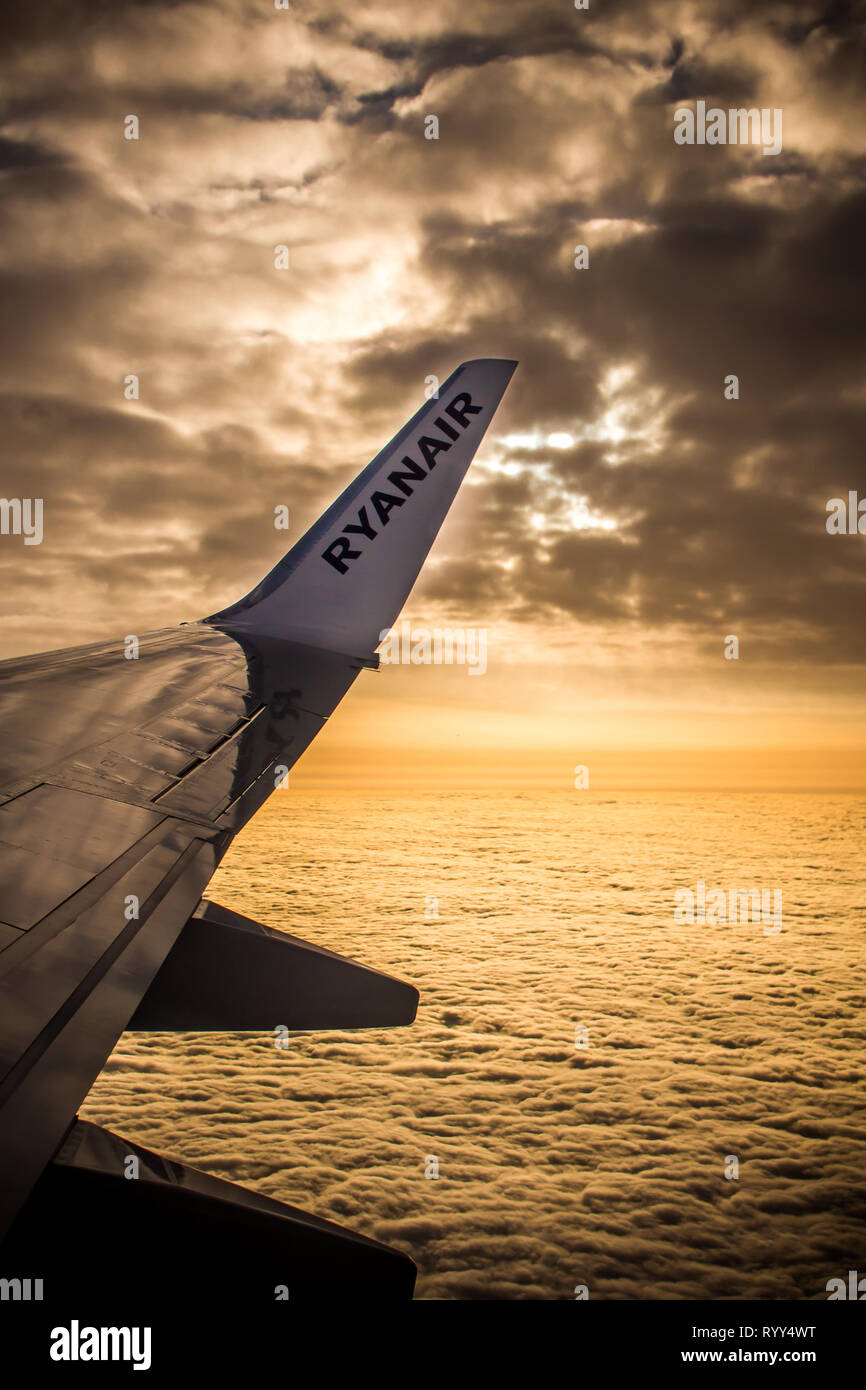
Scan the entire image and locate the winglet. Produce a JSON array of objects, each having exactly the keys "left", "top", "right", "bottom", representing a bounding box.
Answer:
[{"left": 206, "top": 359, "right": 517, "bottom": 652}]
